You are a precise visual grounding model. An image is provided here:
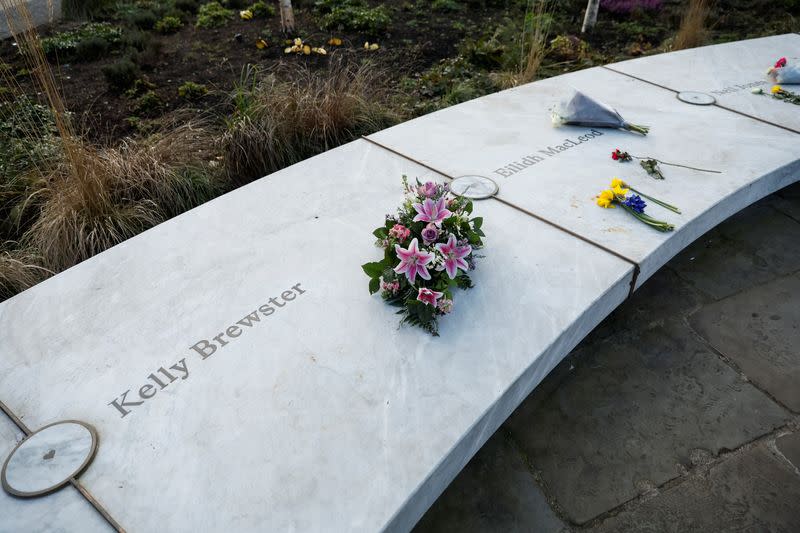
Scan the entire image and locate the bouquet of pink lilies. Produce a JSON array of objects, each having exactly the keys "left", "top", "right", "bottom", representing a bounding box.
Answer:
[{"left": 362, "top": 177, "right": 485, "bottom": 335}]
